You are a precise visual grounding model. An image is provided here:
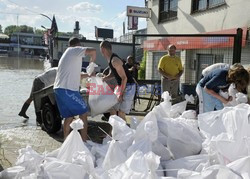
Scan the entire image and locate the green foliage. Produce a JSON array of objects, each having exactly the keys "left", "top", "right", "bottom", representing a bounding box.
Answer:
[
  {"left": 0, "top": 25, "right": 2, "bottom": 33},
  {"left": 4, "top": 25, "right": 34, "bottom": 35},
  {"left": 138, "top": 50, "right": 147, "bottom": 80},
  {"left": 34, "top": 29, "right": 45, "bottom": 35}
]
